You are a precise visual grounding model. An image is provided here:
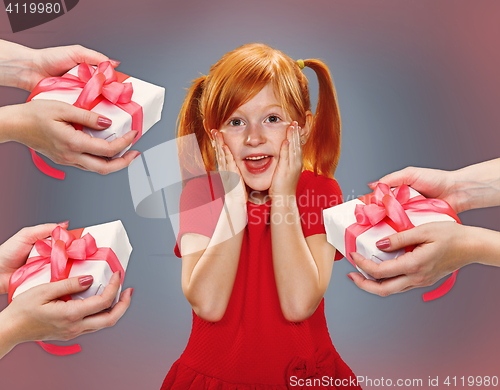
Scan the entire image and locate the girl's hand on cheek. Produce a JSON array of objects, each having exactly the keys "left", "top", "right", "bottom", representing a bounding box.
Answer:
[
  {"left": 212, "top": 130, "right": 248, "bottom": 204},
  {"left": 269, "top": 121, "right": 303, "bottom": 202}
]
